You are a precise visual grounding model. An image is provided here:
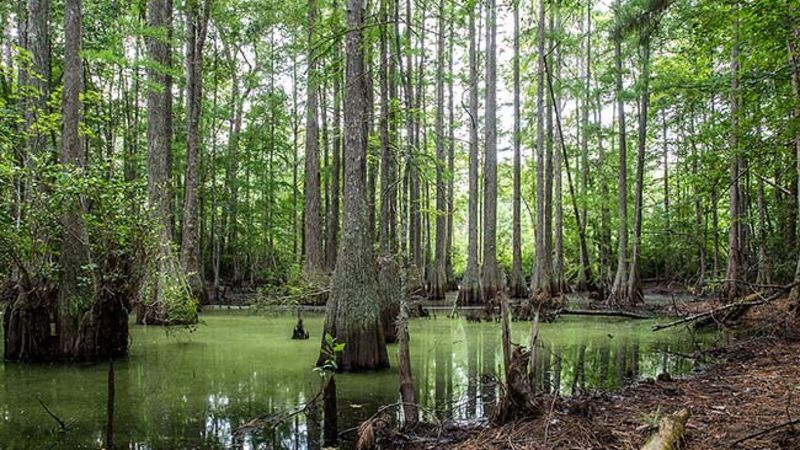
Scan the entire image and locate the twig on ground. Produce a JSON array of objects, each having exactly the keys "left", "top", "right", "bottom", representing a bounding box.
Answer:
[{"left": 730, "top": 418, "right": 800, "bottom": 446}]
